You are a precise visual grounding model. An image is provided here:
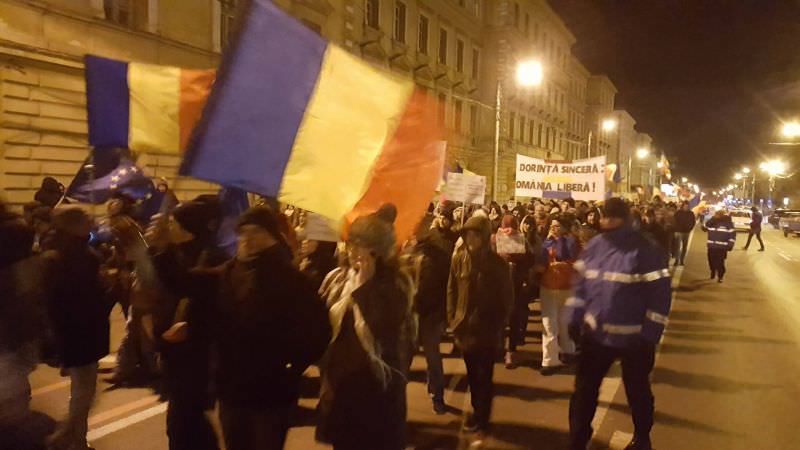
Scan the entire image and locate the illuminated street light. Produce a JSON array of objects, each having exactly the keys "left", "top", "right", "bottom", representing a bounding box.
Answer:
[
  {"left": 760, "top": 159, "right": 786, "bottom": 176},
  {"left": 602, "top": 118, "right": 618, "bottom": 132},
  {"left": 782, "top": 121, "right": 800, "bottom": 138},
  {"left": 516, "top": 60, "right": 544, "bottom": 87},
  {"left": 636, "top": 148, "right": 650, "bottom": 159},
  {"left": 734, "top": 173, "right": 743, "bottom": 180},
  {"left": 681, "top": 177, "right": 688, "bottom": 184},
  {"left": 742, "top": 167, "right": 751, "bottom": 174},
  {"left": 656, "top": 161, "right": 663, "bottom": 168}
]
